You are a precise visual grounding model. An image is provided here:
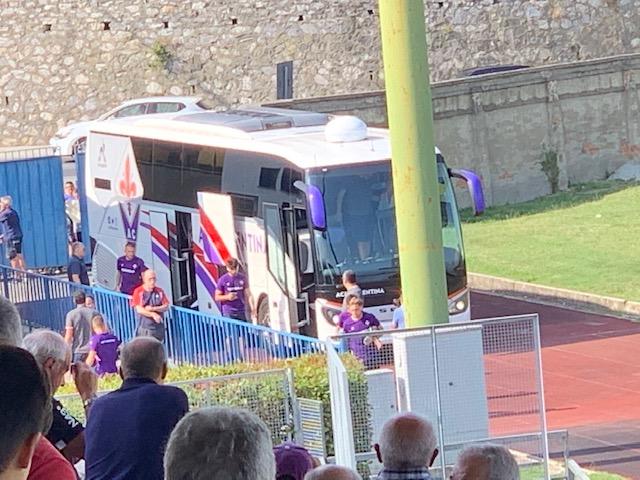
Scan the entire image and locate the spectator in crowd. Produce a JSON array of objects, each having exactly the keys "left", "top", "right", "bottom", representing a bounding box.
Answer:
[
  {"left": 86, "top": 313, "right": 121, "bottom": 376},
  {"left": 116, "top": 242, "right": 147, "bottom": 295},
  {"left": 0, "top": 195, "right": 26, "bottom": 274},
  {"left": 85, "top": 294, "right": 95, "bottom": 309},
  {"left": 338, "top": 294, "right": 383, "bottom": 369},
  {"left": 0, "top": 345, "right": 51, "bottom": 480},
  {"left": 64, "top": 182, "right": 81, "bottom": 244},
  {"left": 164, "top": 406, "right": 276, "bottom": 480},
  {"left": 215, "top": 258, "right": 254, "bottom": 321},
  {"left": 304, "top": 465, "right": 361, "bottom": 480},
  {"left": 374, "top": 413, "right": 439, "bottom": 480},
  {"left": 64, "top": 291, "right": 98, "bottom": 363},
  {"left": 391, "top": 292, "right": 405, "bottom": 330},
  {"left": 0, "top": 297, "right": 77, "bottom": 480},
  {"left": 67, "top": 242, "right": 89, "bottom": 285},
  {"left": 341, "top": 270, "right": 362, "bottom": 310},
  {"left": 450, "top": 444, "right": 520, "bottom": 480},
  {"left": 23, "top": 329, "right": 98, "bottom": 465},
  {"left": 274, "top": 442, "right": 315, "bottom": 480},
  {"left": 130, "top": 269, "right": 169, "bottom": 342},
  {"left": 85, "top": 337, "right": 188, "bottom": 480}
]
